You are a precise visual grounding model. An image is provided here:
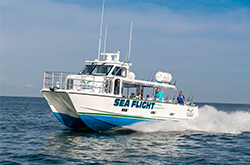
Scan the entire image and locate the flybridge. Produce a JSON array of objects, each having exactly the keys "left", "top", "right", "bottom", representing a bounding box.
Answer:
[{"left": 101, "top": 50, "right": 120, "bottom": 62}]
